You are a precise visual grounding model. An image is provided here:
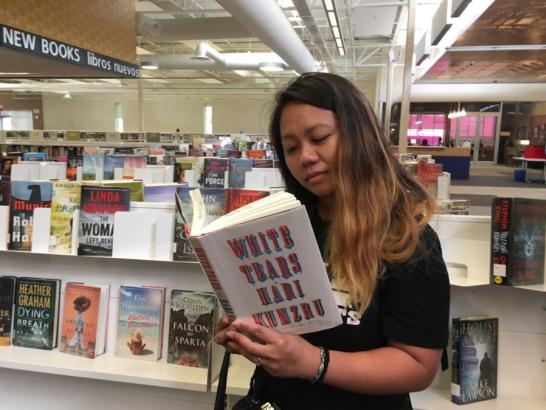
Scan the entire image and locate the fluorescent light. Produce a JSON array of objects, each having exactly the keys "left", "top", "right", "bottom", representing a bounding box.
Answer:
[
  {"left": 338, "top": 47, "right": 345, "bottom": 56},
  {"left": 141, "top": 61, "right": 159, "bottom": 70},
  {"left": 323, "top": 0, "right": 334, "bottom": 11},
  {"left": 332, "top": 26, "right": 340, "bottom": 38},
  {"left": 335, "top": 38, "right": 343, "bottom": 48},
  {"left": 519, "top": 139, "right": 530, "bottom": 146},
  {"left": 259, "top": 62, "right": 286, "bottom": 72},
  {"left": 328, "top": 11, "right": 337, "bottom": 27}
]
